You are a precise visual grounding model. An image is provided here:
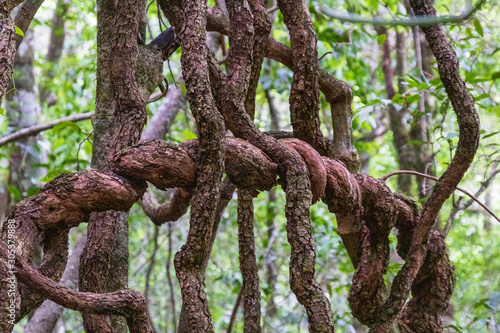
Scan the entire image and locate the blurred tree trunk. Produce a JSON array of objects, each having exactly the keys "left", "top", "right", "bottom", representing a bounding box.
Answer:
[
  {"left": 39, "top": 0, "right": 70, "bottom": 105},
  {"left": 2, "top": 30, "right": 42, "bottom": 210}
]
